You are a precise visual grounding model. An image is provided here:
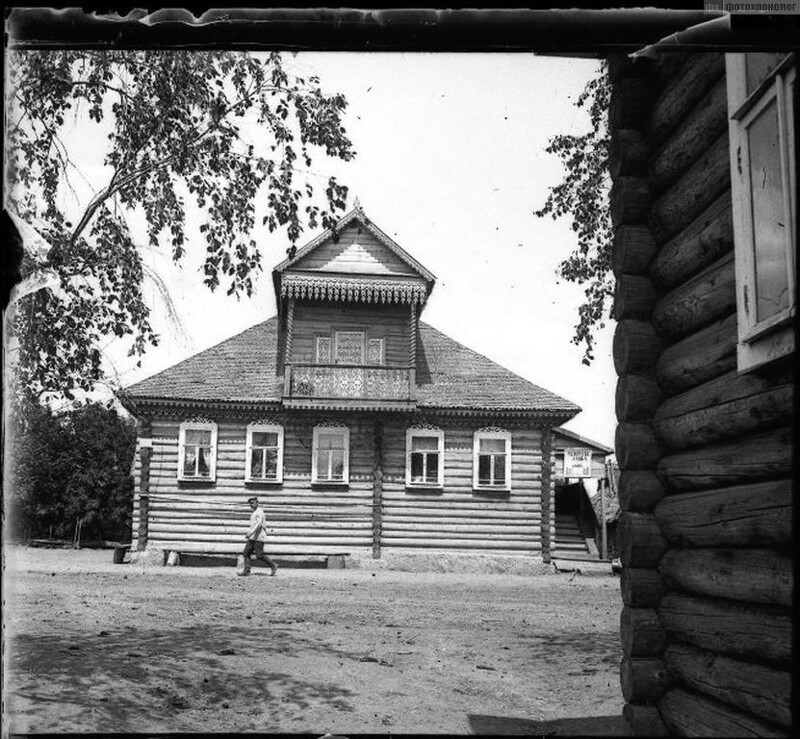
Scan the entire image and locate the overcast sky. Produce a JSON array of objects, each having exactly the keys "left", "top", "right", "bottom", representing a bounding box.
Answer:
[{"left": 95, "top": 52, "right": 615, "bottom": 447}]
